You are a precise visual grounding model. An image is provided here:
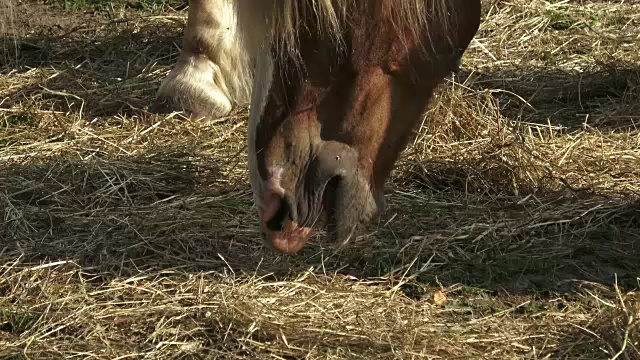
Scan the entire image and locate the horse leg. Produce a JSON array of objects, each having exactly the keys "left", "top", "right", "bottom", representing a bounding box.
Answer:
[{"left": 150, "top": 0, "right": 252, "bottom": 120}]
